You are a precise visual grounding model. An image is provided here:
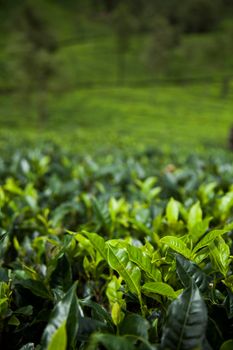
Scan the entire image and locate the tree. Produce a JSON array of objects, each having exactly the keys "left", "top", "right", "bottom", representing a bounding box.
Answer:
[
  {"left": 11, "top": 2, "right": 57, "bottom": 122},
  {"left": 207, "top": 27, "right": 233, "bottom": 98},
  {"left": 178, "top": 0, "right": 222, "bottom": 33},
  {"left": 145, "top": 16, "right": 179, "bottom": 77},
  {"left": 112, "top": 3, "right": 135, "bottom": 84},
  {"left": 103, "top": 0, "right": 118, "bottom": 13},
  {"left": 228, "top": 126, "right": 233, "bottom": 150}
]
